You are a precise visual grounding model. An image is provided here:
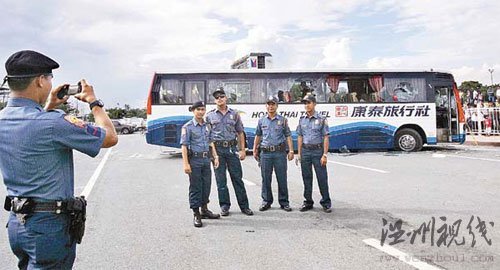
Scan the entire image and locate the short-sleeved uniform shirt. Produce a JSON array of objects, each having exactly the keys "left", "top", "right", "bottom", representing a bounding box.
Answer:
[
  {"left": 205, "top": 108, "right": 243, "bottom": 141},
  {"left": 180, "top": 118, "right": 211, "bottom": 152},
  {"left": 296, "top": 112, "right": 329, "bottom": 145},
  {"left": 0, "top": 98, "right": 106, "bottom": 201},
  {"left": 255, "top": 114, "right": 291, "bottom": 147}
]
